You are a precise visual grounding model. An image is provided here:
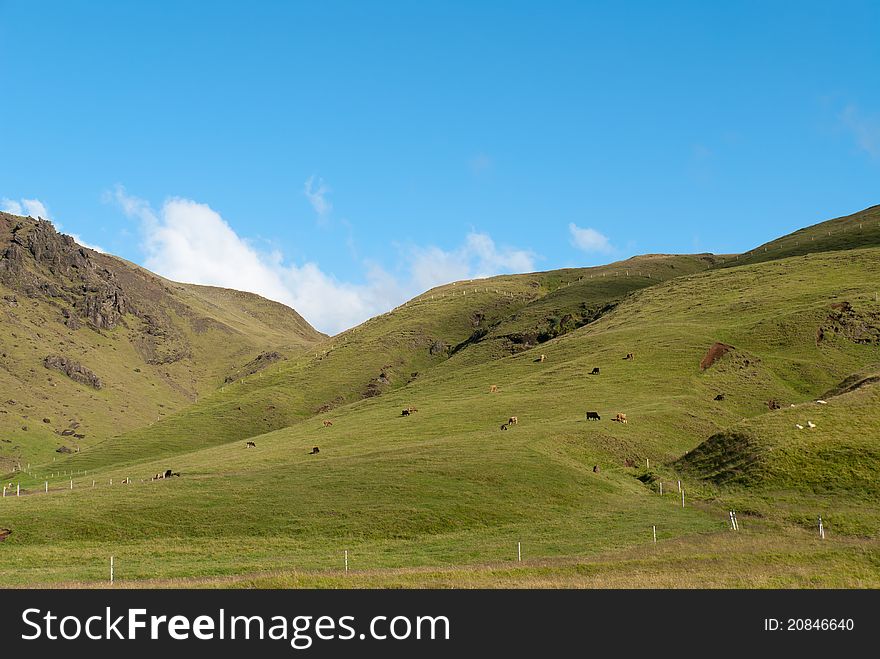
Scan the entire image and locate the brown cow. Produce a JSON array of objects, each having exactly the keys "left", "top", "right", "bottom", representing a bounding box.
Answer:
[
  {"left": 322, "top": 419, "right": 333, "bottom": 427},
  {"left": 613, "top": 413, "right": 627, "bottom": 424},
  {"left": 624, "top": 352, "right": 634, "bottom": 360},
  {"left": 508, "top": 416, "right": 518, "bottom": 425},
  {"left": 489, "top": 384, "right": 498, "bottom": 393},
  {"left": 539, "top": 354, "right": 546, "bottom": 363}
]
